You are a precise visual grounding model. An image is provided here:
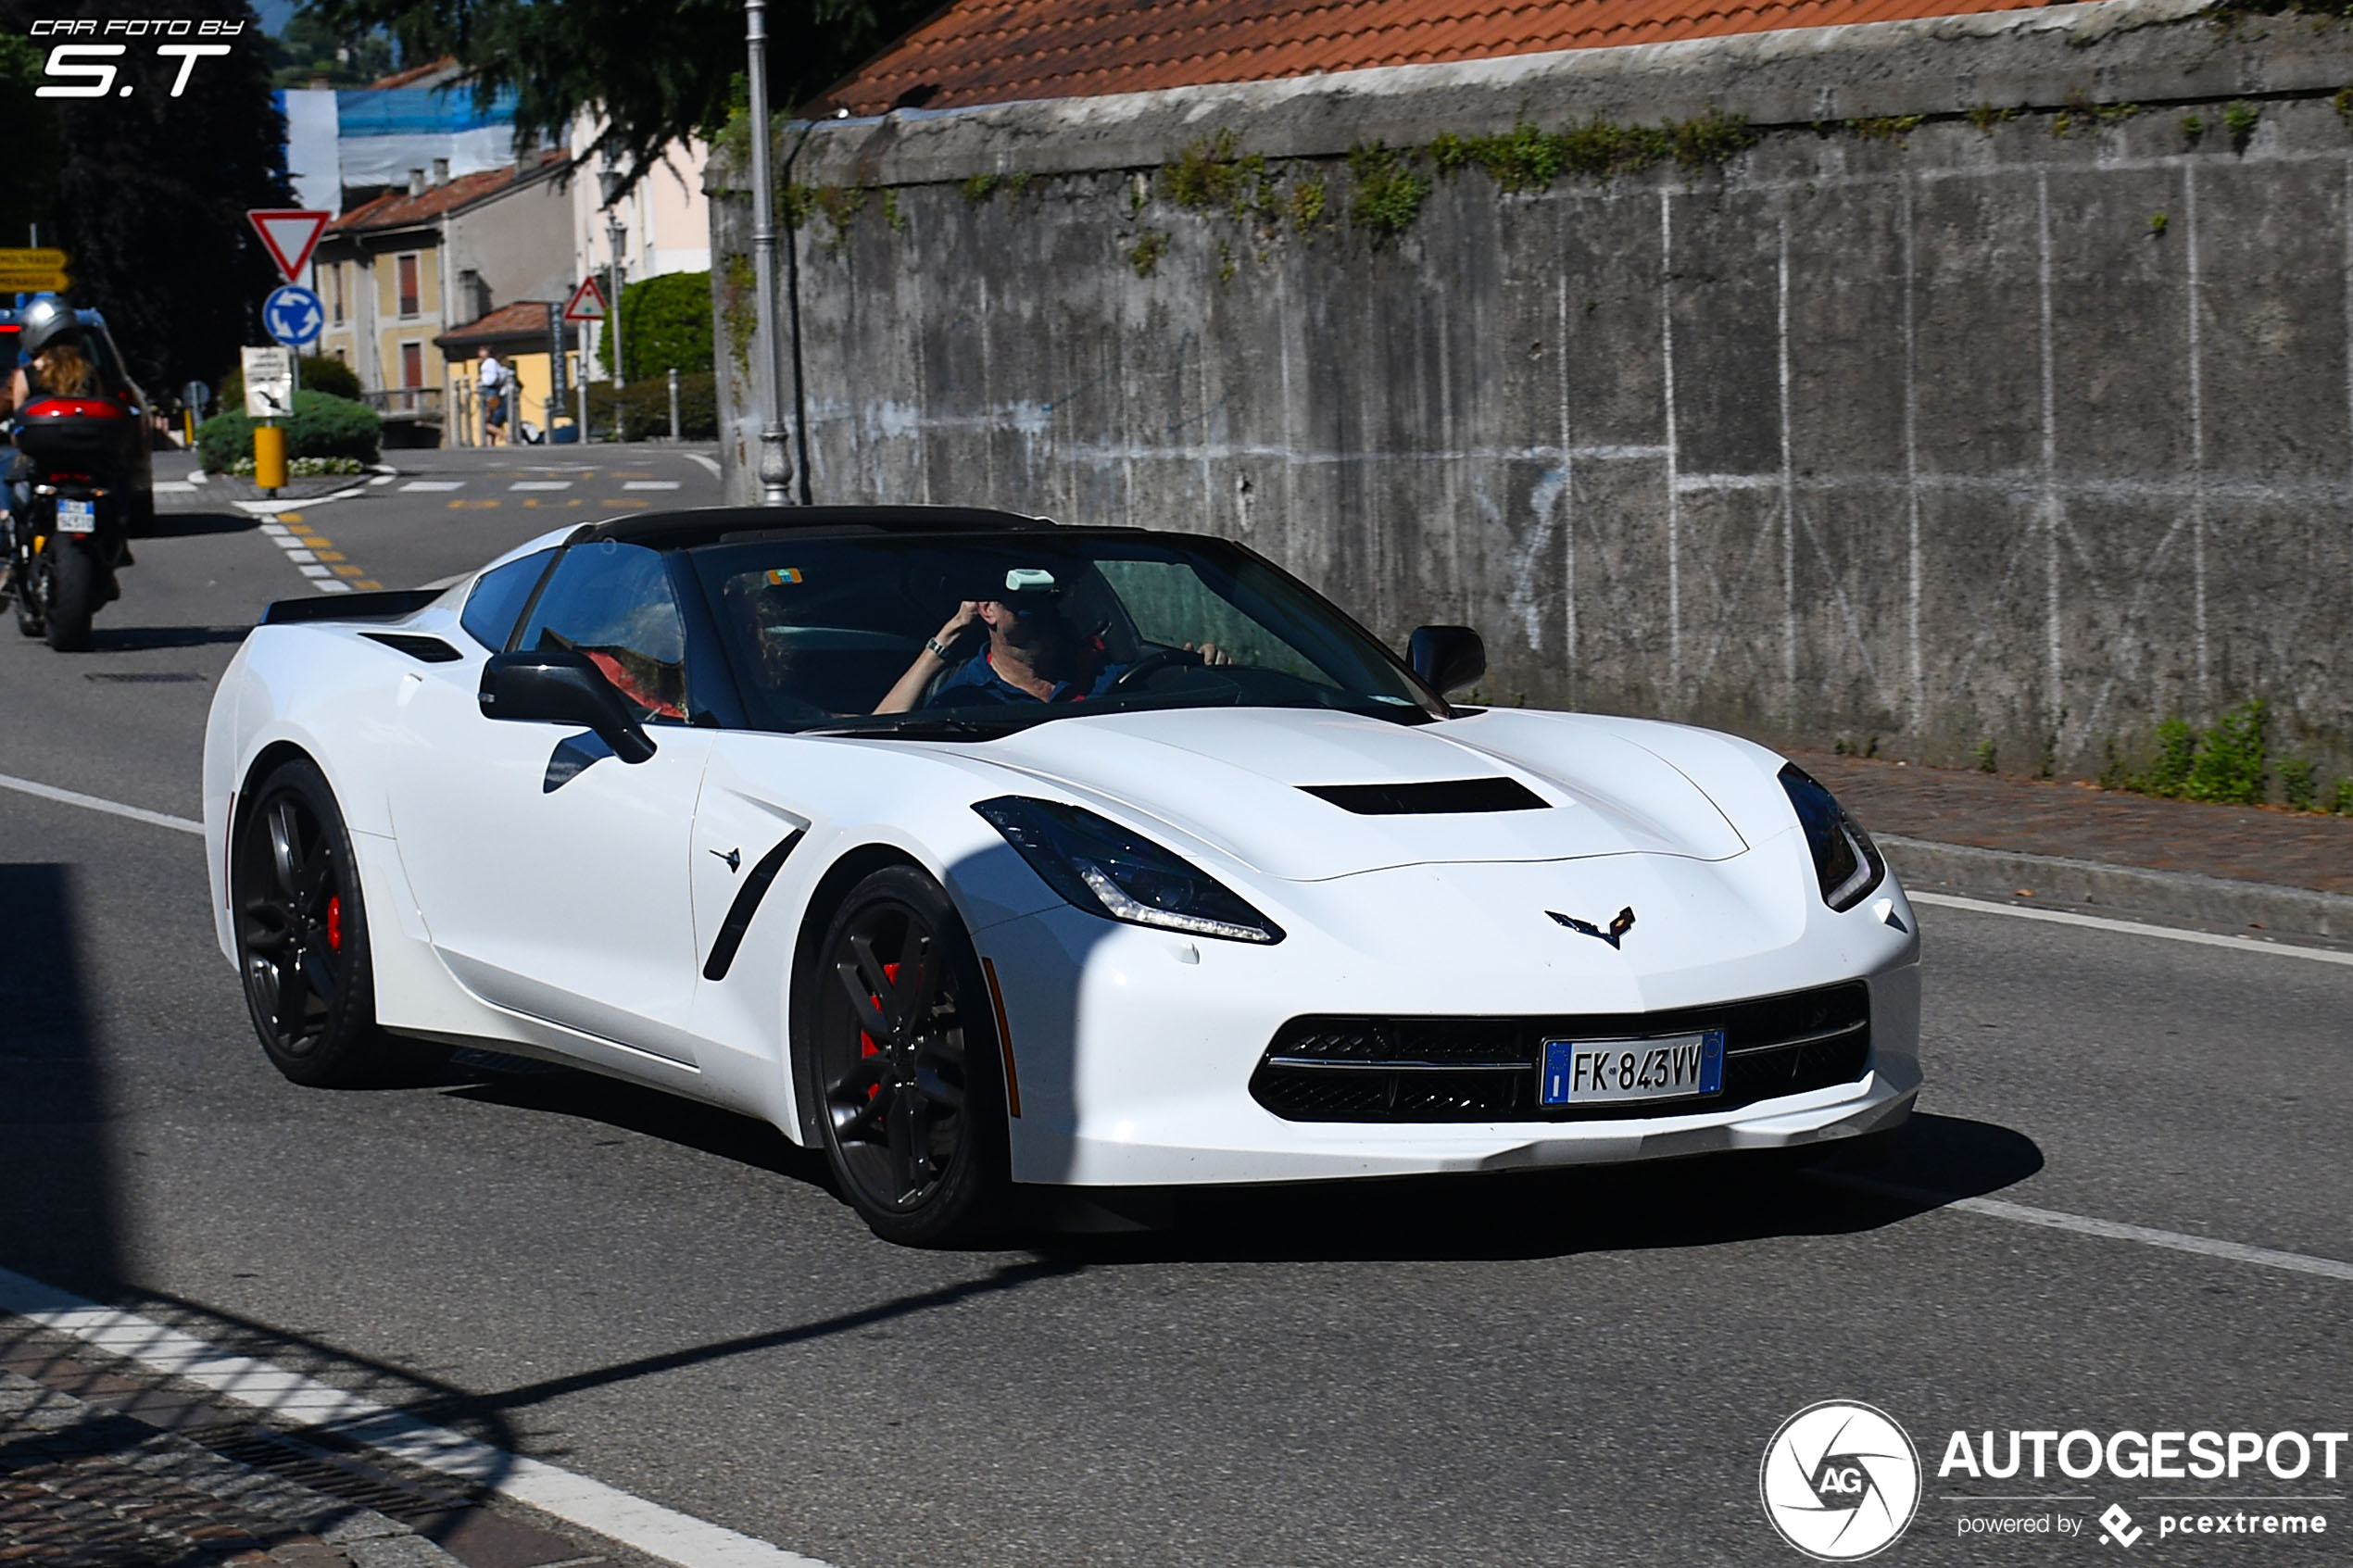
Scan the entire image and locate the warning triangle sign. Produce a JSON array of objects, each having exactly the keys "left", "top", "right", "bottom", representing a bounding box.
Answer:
[
  {"left": 247, "top": 209, "right": 332, "bottom": 285},
  {"left": 561, "top": 276, "right": 608, "bottom": 323}
]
